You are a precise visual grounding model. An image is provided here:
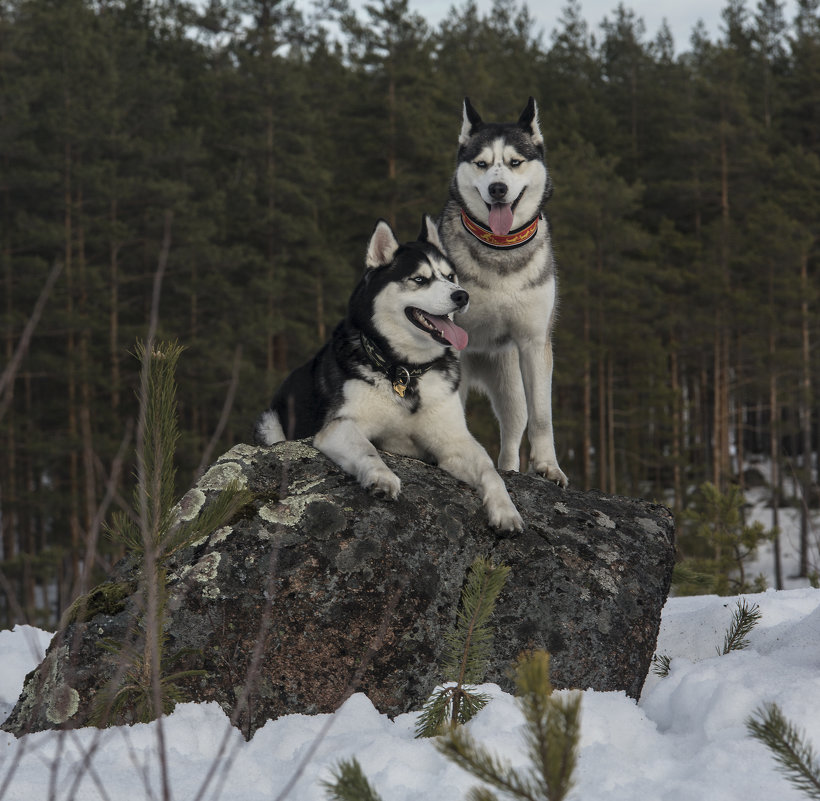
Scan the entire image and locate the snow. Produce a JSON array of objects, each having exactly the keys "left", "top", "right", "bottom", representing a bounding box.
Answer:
[{"left": 2, "top": 587, "right": 820, "bottom": 801}]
